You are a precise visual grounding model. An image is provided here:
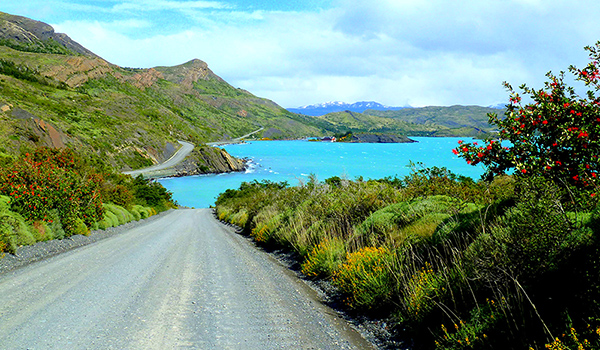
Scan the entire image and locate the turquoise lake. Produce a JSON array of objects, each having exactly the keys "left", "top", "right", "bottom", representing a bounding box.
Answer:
[{"left": 158, "top": 137, "right": 487, "bottom": 208}]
